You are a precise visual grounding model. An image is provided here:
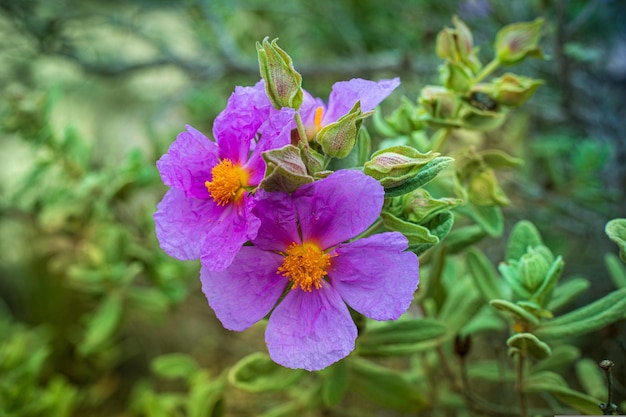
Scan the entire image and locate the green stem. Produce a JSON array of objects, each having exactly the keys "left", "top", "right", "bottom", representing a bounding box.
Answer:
[
  {"left": 294, "top": 112, "right": 309, "bottom": 150},
  {"left": 431, "top": 128, "right": 452, "bottom": 153},
  {"left": 353, "top": 218, "right": 383, "bottom": 240},
  {"left": 473, "top": 58, "right": 500, "bottom": 83},
  {"left": 516, "top": 354, "right": 528, "bottom": 417}
]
